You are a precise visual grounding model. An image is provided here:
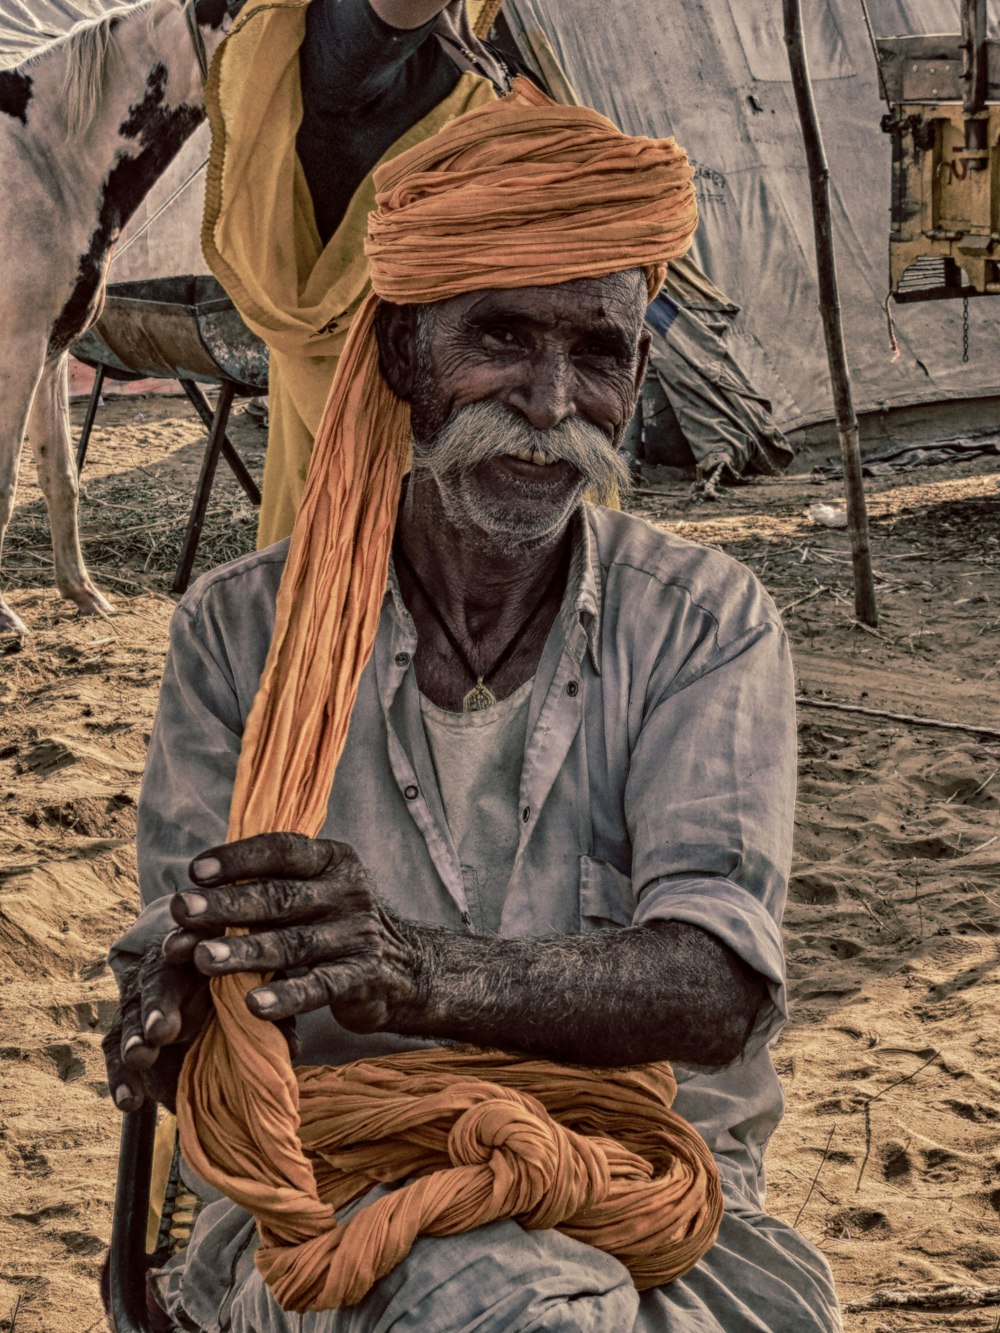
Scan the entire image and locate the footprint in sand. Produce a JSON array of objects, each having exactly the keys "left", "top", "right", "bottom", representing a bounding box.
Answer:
[
  {"left": 880, "top": 1141, "right": 911, "bottom": 1179},
  {"left": 826, "top": 1207, "right": 890, "bottom": 1240},
  {"left": 42, "top": 1043, "right": 86, "bottom": 1084},
  {"left": 942, "top": 1098, "right": 1000, "bottom": 1124},
  {"left": 14, "top": 738, "right": 78, "bottom": 777},
  {"left": 55, "top": 1229, "right": 105, "bottom": 1258}
]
